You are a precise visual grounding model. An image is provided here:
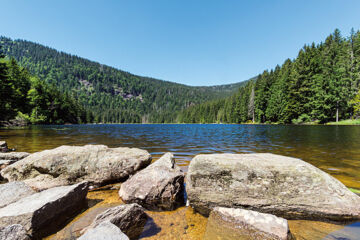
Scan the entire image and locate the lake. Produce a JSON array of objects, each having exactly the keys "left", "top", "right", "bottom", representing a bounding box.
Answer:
[
  {"left": 1, "top": 124, "right": 360, "bottom": 239},
  {"left": 1, "top": 124, "right": 360, "bottom": 189}
]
